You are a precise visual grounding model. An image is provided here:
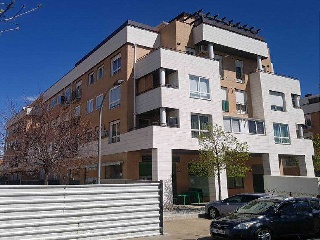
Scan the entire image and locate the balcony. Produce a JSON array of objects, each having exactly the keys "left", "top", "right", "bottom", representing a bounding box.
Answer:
[
  {"left": 136, "top": 108, "right": 180, "bottom": 129},
  {"left": 193, "top": 23, "right": 269, "bottom": 59}
]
